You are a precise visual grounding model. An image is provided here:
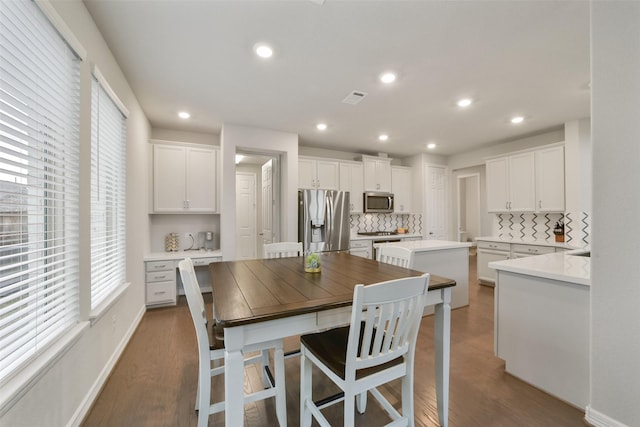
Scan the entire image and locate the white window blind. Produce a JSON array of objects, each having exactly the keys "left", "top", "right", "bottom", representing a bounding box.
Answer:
[
  {"left": 90, "top": 75, "right": 126, "bottom": 310},
  {"left": 0, "top": 0, "right": 81, "bottom": 382}
]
